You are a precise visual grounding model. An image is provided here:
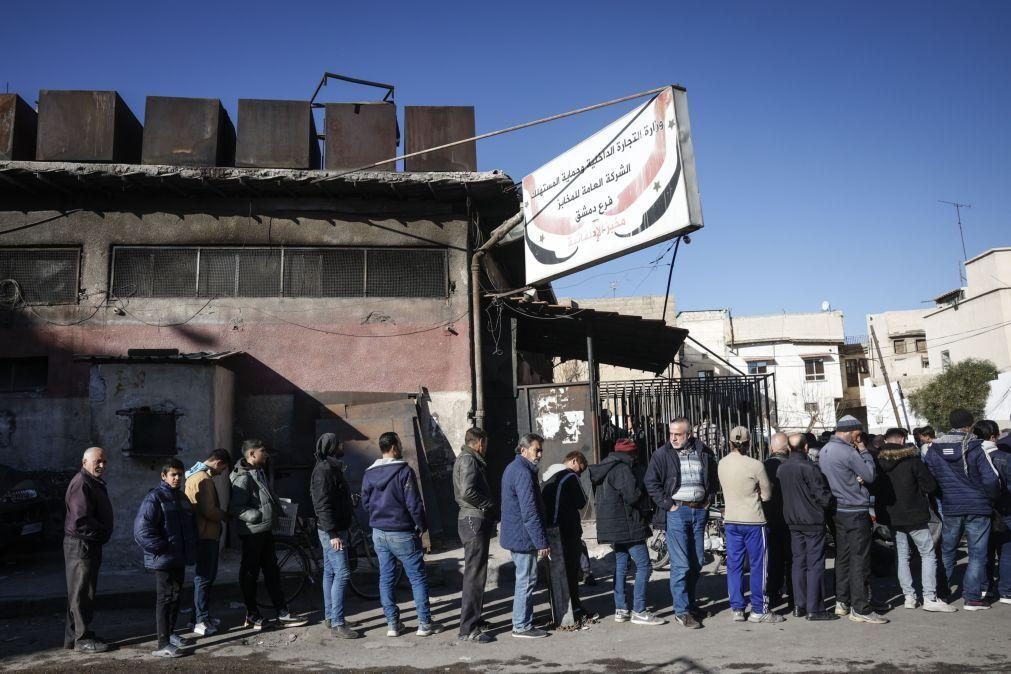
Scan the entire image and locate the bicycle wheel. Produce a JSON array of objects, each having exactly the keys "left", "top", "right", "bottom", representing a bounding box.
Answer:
[
  {"left": 648, "top": 530, "right": 669, "bottom": 570},
  {"left": 256, "top": 540, "right": 310, "bottom": 609},
  {"left": 348, "top": 531, "right": 406, "bottom": 600}
]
